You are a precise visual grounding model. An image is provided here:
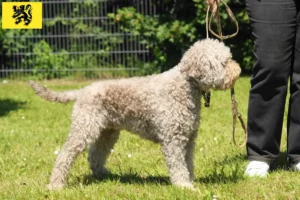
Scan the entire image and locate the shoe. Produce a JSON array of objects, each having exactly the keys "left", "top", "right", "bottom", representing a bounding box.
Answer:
[
  {"left": 244, "top": 161, "right": 270, "bottom": 177},
  {"left": 291, "top": 162, "right": 300, "bottom": 171}
]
